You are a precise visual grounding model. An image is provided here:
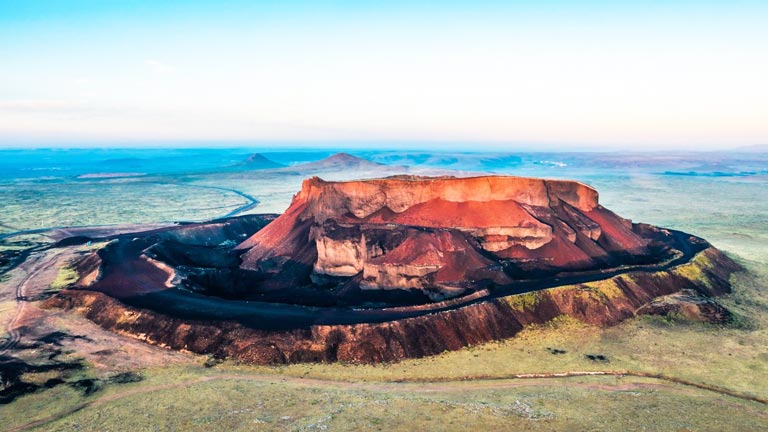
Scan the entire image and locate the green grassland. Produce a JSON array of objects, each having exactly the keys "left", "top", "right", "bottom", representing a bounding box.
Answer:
[
  {"left": 15, "top": 373, "right": 766, "bottom": 432},
  {"left": 0, "top": 178, "right": 247, "bottom": 231}
]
